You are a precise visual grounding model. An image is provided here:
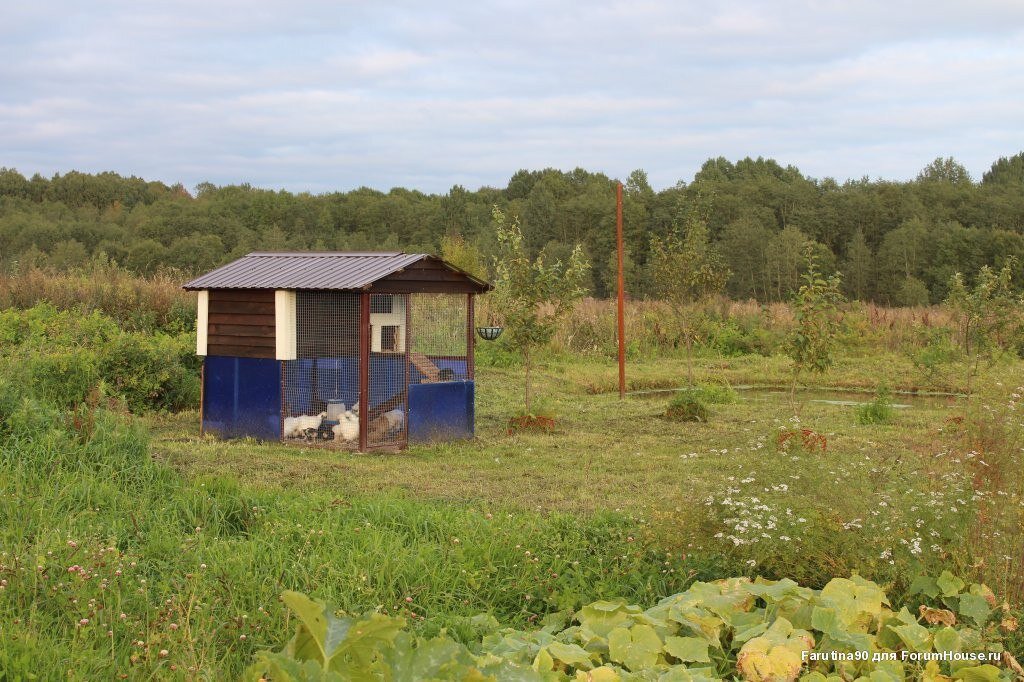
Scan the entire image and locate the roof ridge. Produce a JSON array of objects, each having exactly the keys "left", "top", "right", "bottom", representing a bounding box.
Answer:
[{"left": 247, "top": 251, "right": 409, "bottom": 257}]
